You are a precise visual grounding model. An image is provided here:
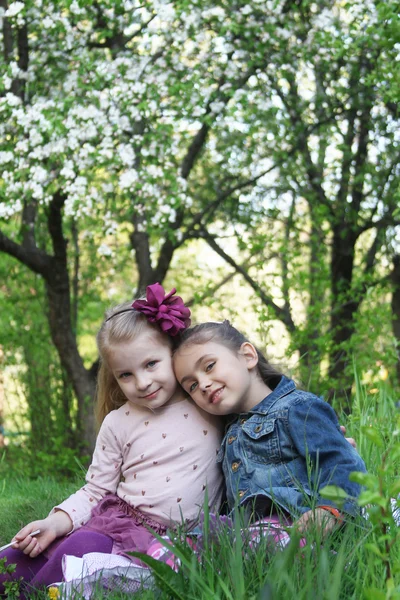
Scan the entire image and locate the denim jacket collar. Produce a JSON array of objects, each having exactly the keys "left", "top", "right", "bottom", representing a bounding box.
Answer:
[{"left": 245, "top": 375, "right": 295, "bottom": 416}]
